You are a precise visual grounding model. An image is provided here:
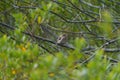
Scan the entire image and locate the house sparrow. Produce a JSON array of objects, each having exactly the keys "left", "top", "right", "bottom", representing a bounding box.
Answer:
[{"left": 56, "top": 34, "right": 68, "bottom": 44}]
